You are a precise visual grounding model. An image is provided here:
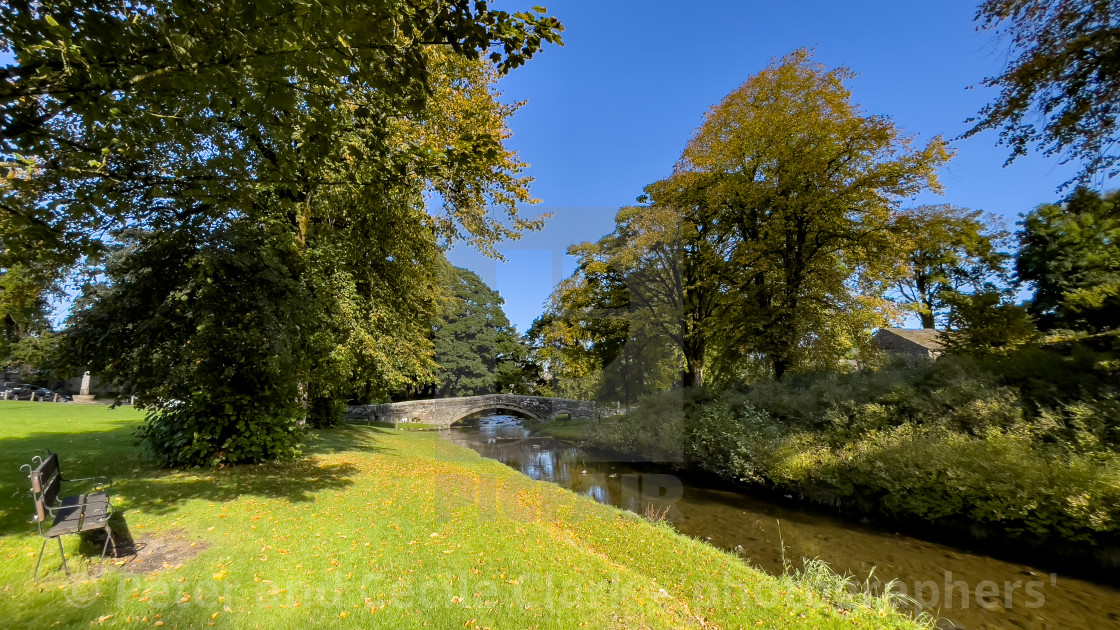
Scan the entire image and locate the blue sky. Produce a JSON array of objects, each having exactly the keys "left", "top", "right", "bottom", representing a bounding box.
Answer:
[{"left": 449, "top": 1, "right": 1096, "bottom": 333}]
